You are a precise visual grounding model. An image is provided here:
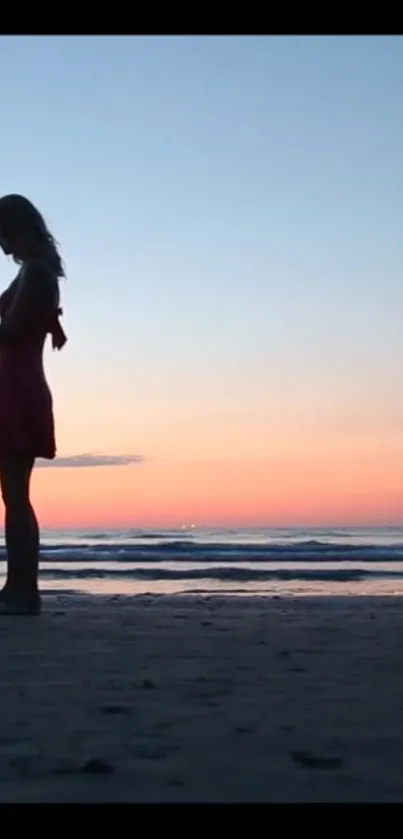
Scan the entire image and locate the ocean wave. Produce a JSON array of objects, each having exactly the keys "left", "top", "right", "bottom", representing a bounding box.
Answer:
[
  {"left": 78, "top": 531, "right": 195, "bottom": 541},
  {"left": 37, "top": 566, "right": 403, "bottom": 582},
  {"left": 16, "top": 540, "right": 403, "bottom": 564}
]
